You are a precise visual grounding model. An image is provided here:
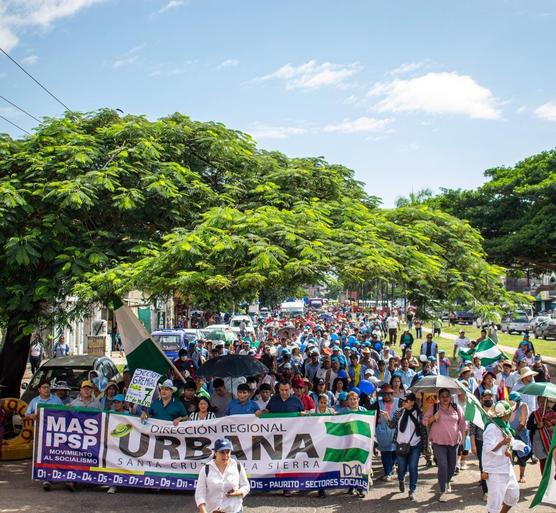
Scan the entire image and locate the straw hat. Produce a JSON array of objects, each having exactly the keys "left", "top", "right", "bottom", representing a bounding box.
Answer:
[{"left": 518, "top": 367, "right": 538, "bottom": 381}]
